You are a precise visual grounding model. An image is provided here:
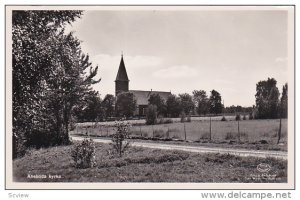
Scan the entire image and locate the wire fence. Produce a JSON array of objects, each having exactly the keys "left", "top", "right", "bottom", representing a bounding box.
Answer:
[{"left": 70, "top": 118, "right": 287, "bottom": 144}]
